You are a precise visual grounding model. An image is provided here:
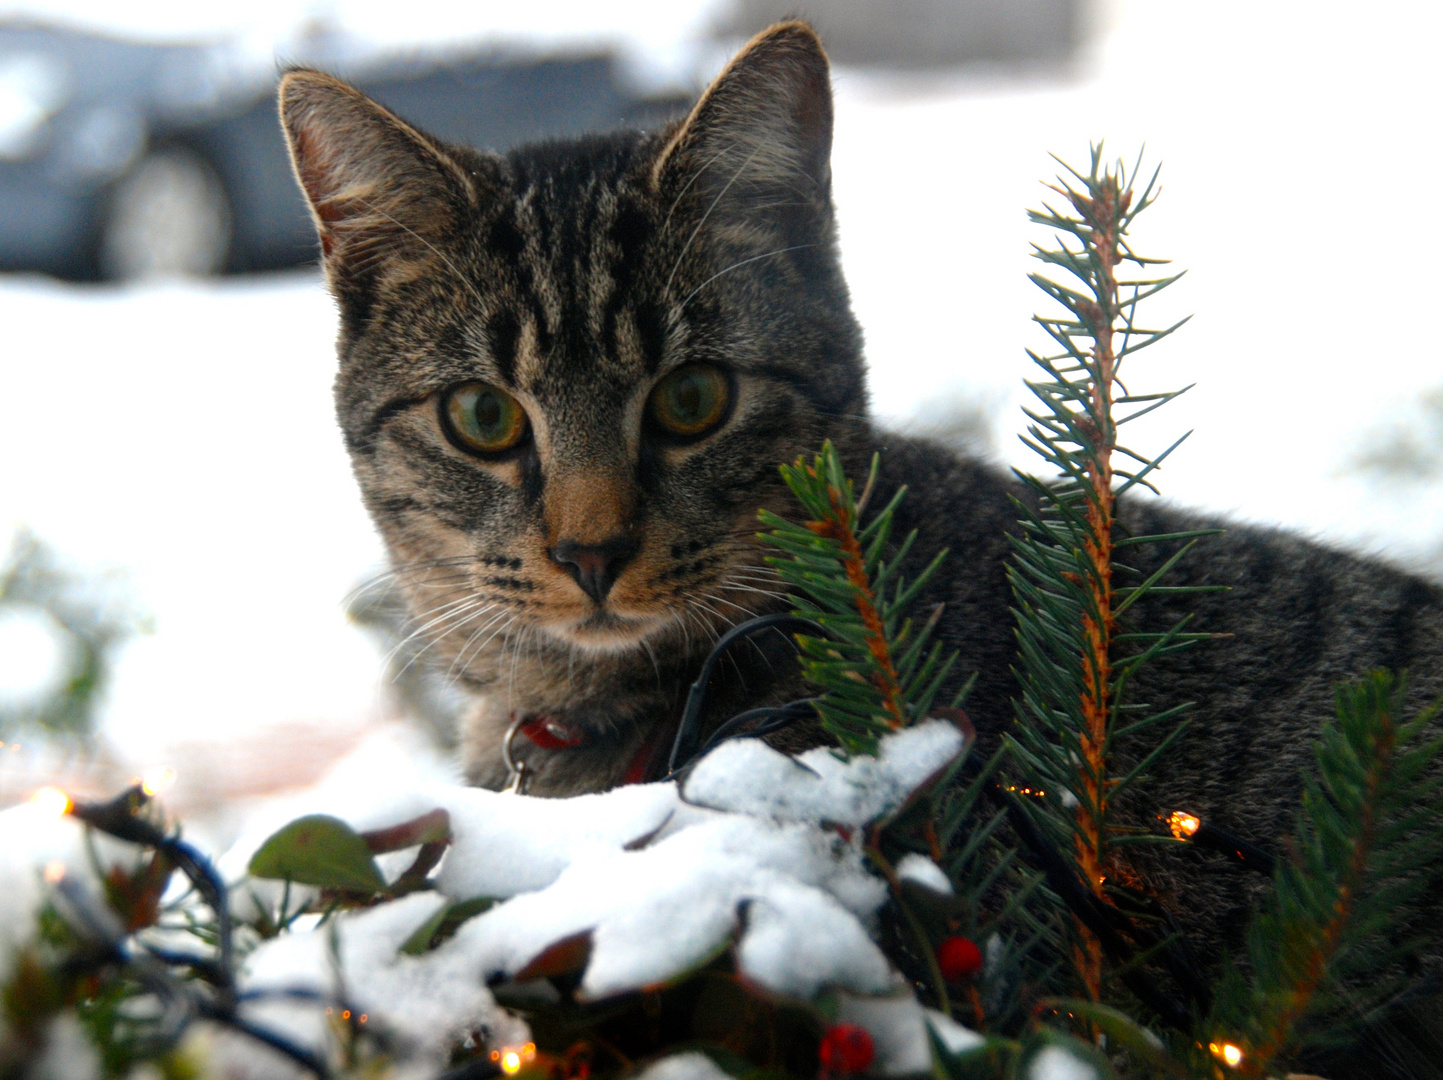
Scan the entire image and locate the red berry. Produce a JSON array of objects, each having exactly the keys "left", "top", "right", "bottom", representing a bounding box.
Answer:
[
  {"left": 936, "top": 935, "right": 984, "bottom": 982},
  {"left": 818, "top": 1023, "right": 874, "bottom": 1074}
]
